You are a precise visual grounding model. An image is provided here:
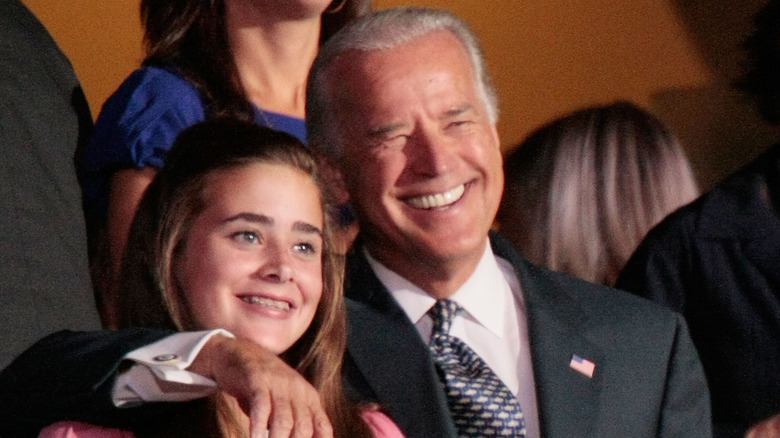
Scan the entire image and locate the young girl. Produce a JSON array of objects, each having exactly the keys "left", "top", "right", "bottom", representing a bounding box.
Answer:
[{"left": 41, "top": 119, "right": 400, "bottom": 438}]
